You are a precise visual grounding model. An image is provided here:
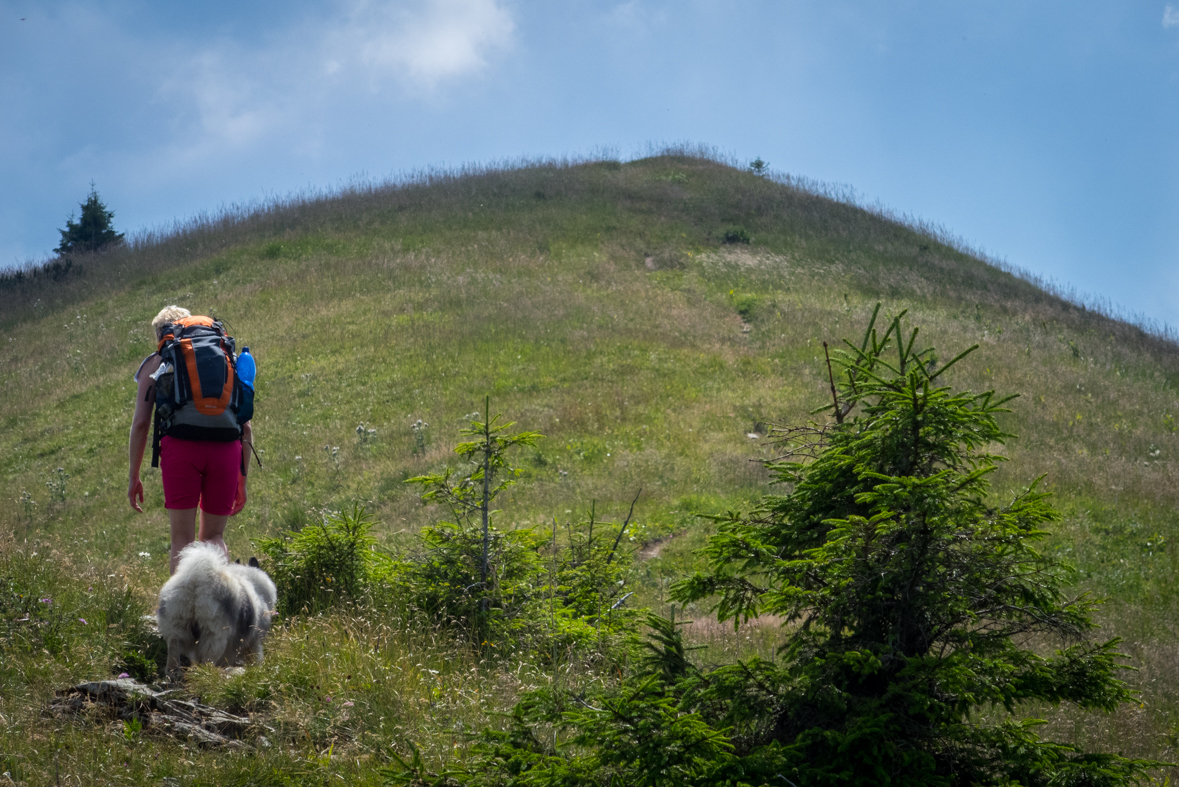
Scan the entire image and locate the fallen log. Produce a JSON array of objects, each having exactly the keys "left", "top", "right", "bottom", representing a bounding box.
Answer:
[{"left": 50, "top": 678, "right": 262, "bottom": 749}]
